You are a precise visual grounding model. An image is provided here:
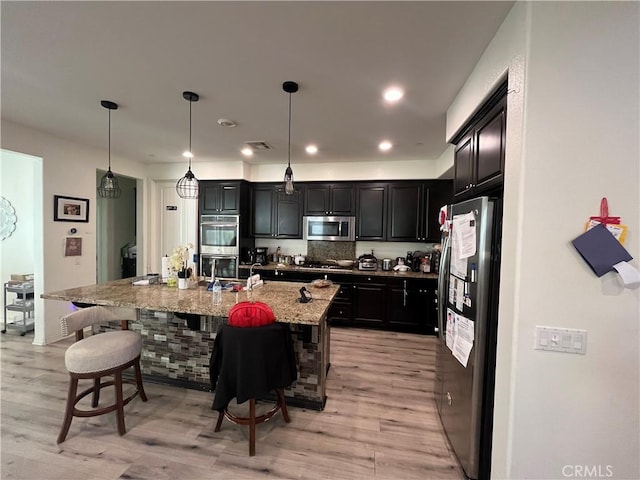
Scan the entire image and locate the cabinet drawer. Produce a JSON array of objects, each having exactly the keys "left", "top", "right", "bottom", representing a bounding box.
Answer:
[
  {"left": 328, "top": 302, "right": 352, "bottom": 321},
  {"left": 335, "top": 283, "right": 352, "bottom": 302}
]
